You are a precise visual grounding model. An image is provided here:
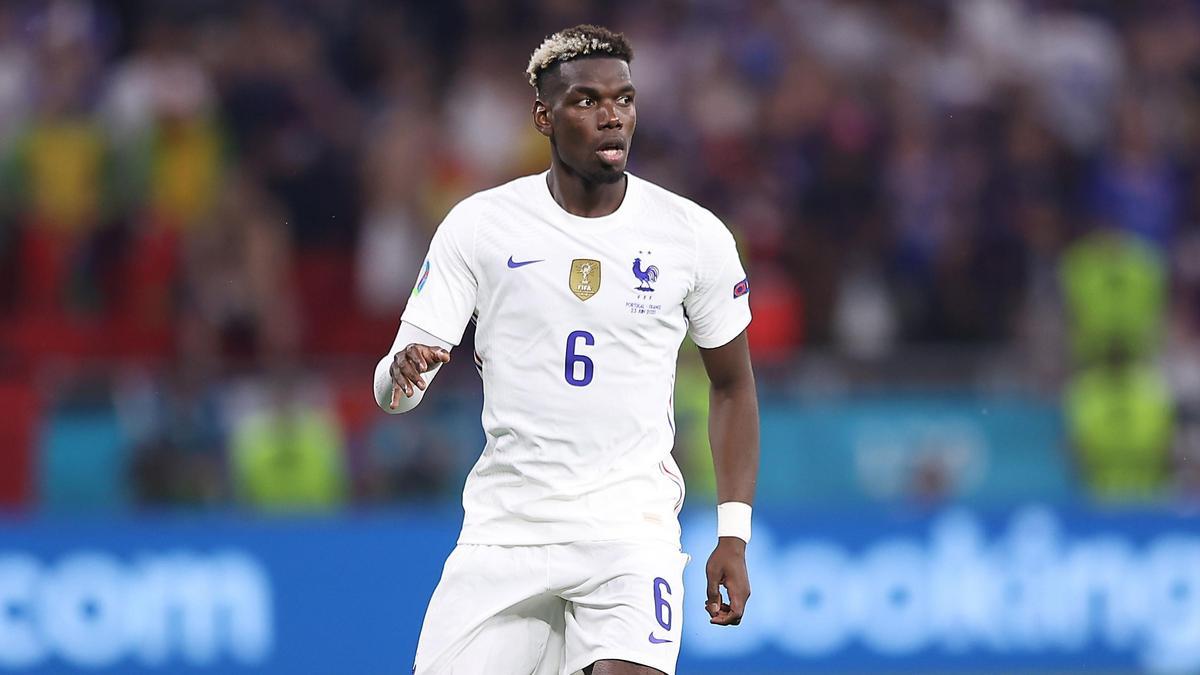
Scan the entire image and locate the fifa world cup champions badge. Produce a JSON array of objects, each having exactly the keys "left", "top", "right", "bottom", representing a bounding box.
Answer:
[{"left": 569, "top": 259, "right": 601, "bottom": 301}]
